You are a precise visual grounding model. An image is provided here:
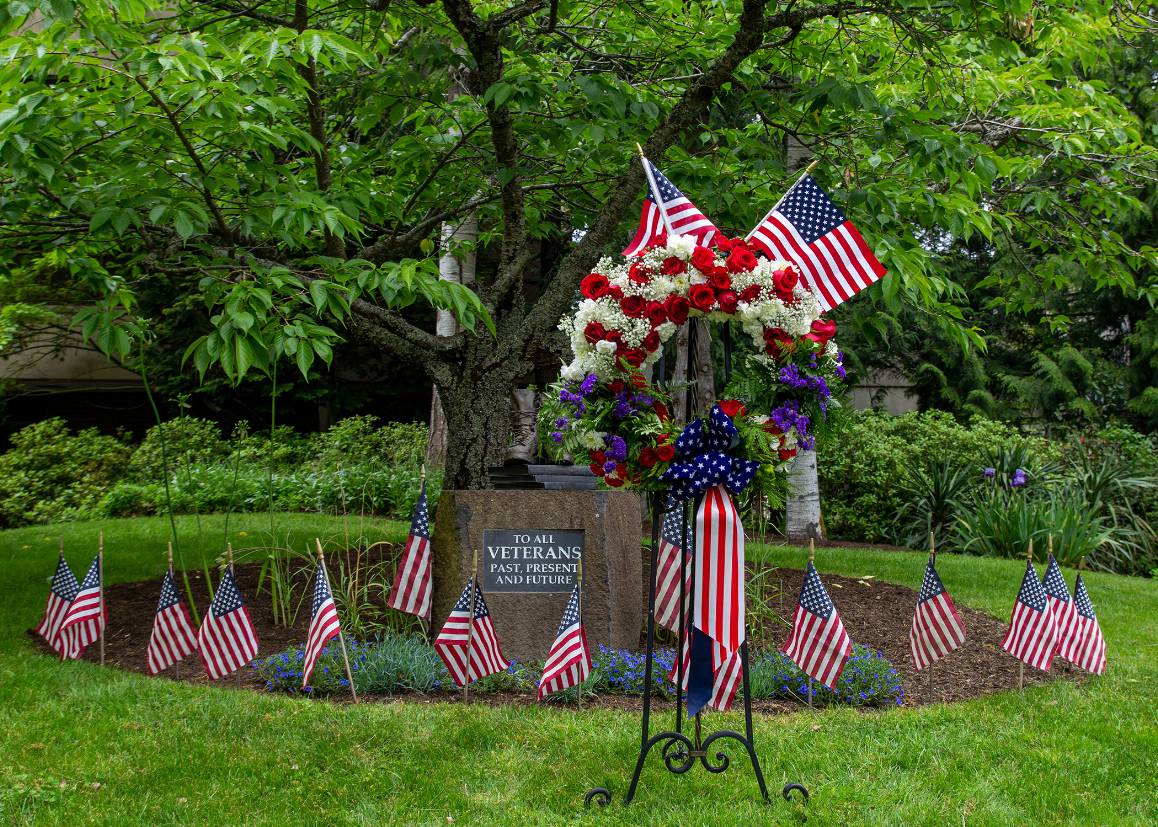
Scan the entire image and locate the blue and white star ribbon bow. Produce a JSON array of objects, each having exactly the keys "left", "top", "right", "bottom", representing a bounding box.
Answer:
[{"left": 660, "top": 404, "right": 761, "bottom": 500}]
